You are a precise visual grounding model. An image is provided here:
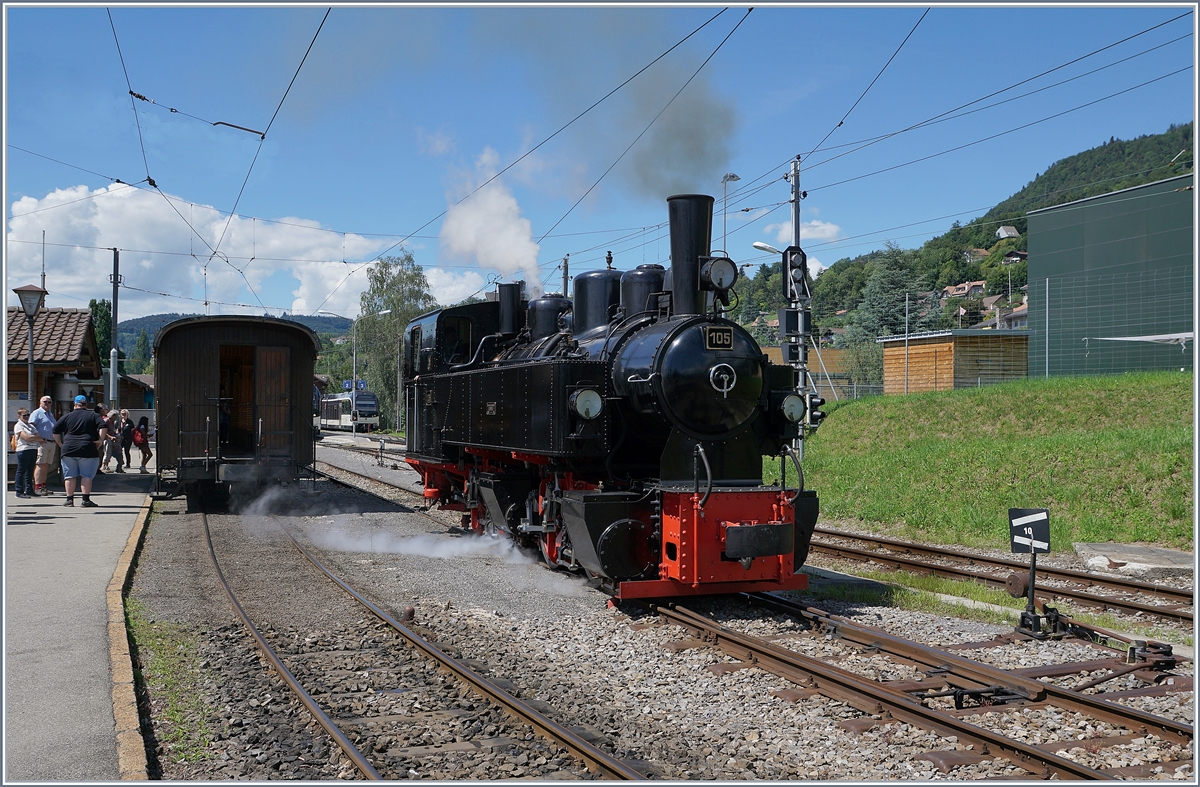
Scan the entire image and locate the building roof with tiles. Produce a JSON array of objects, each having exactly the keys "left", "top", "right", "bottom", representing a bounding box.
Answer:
[{"left": 6, "top": 307, "right": 102, "bottom": 376}]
